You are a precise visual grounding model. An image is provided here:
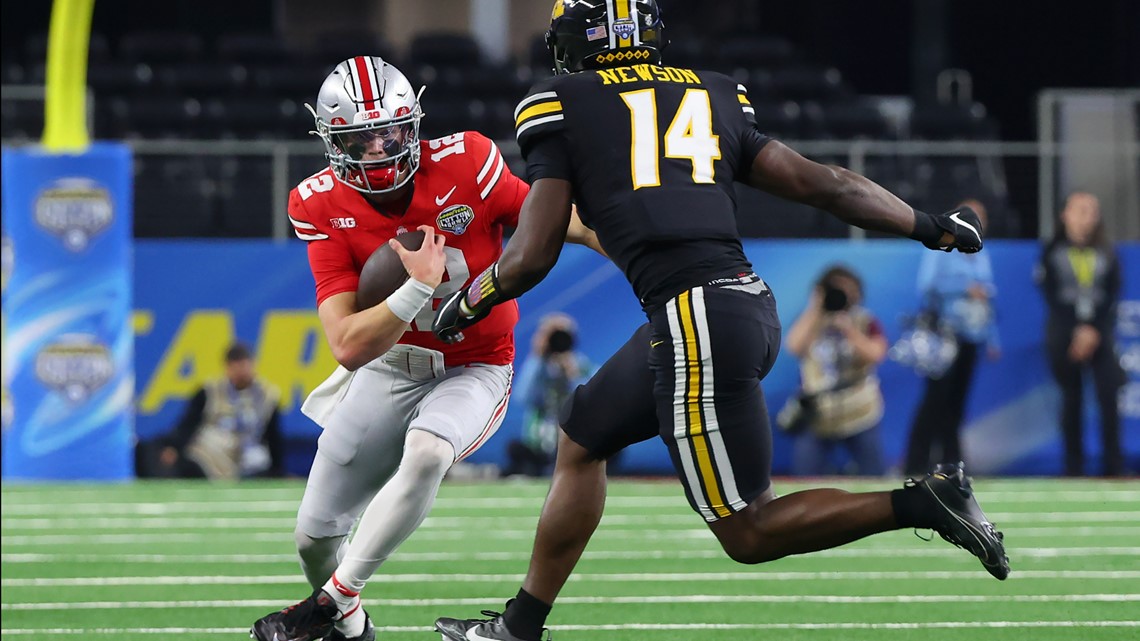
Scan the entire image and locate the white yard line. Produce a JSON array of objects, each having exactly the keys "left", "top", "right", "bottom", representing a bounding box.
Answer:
[
  {"left": 1, "top": 490, "right": 1137, "bottom": 515},
  {"left": 4, "top": 593, "right": 1139, "bottom": 611},
  {"left": 1, "top": 621, "right": 1137, "bottom": 634},
  {"left": 5, "top": 570, "right": 1139, "bottom": 587},
  {"left": 4, "top": 546, "right": 1138, "bottom": 565},
  {"left": 4, "top": 525, "right": 1140, "bottom": 546},
  {"left": 4, "top": 511, "right": 1139, "bottom": 532}
]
